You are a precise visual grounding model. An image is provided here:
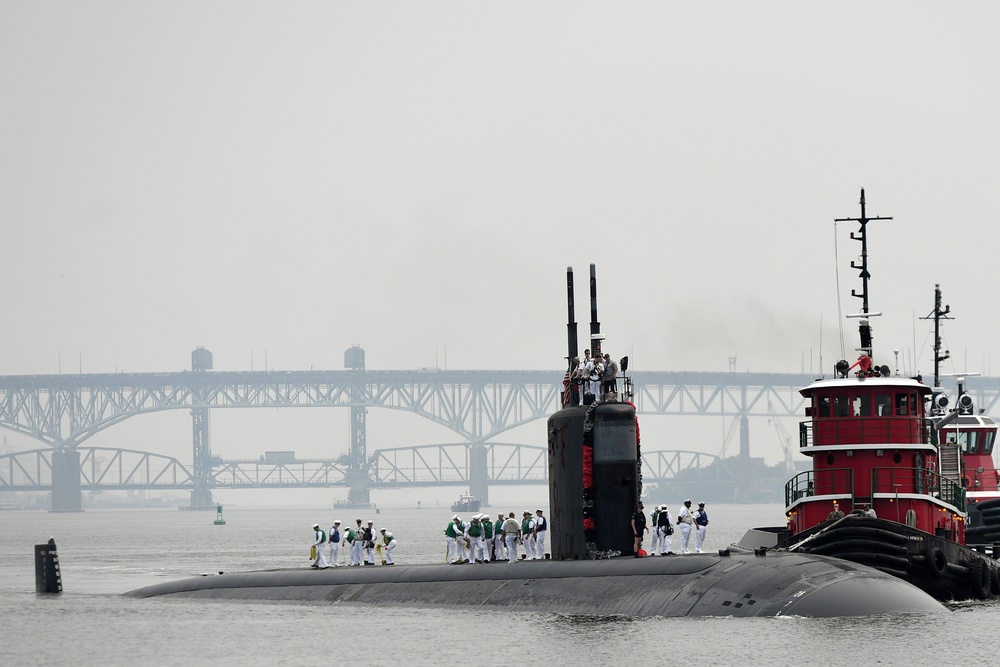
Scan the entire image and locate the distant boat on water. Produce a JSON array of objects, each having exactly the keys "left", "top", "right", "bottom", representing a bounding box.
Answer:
[{"left": 451, "top": 494, "right": 480, "bottom": 513}]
